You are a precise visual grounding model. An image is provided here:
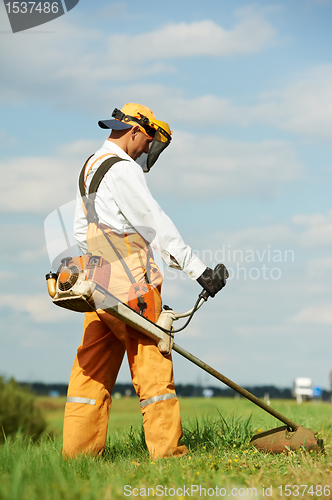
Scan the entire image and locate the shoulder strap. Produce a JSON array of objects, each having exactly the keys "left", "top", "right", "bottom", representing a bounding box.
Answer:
[
  {"left": 79, "top": 155, "right": 125, "bottom": 198},
  {"left": 79, "top": 154, "right": 93, "bottom": 198},
  {"left": 79, "top": 155, "right": 128, "bottom": 223},
  {"left": 78, "top": 155, "right": 137, "bottom": 285},
  {"left": 89, "top": 156, "right": 124, "bottom": 195}
]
